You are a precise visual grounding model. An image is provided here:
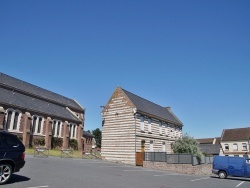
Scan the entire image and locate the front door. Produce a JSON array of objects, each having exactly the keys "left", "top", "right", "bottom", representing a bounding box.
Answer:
[{"left": 141, "top": 140, "right": 145, "bottom": 152}]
